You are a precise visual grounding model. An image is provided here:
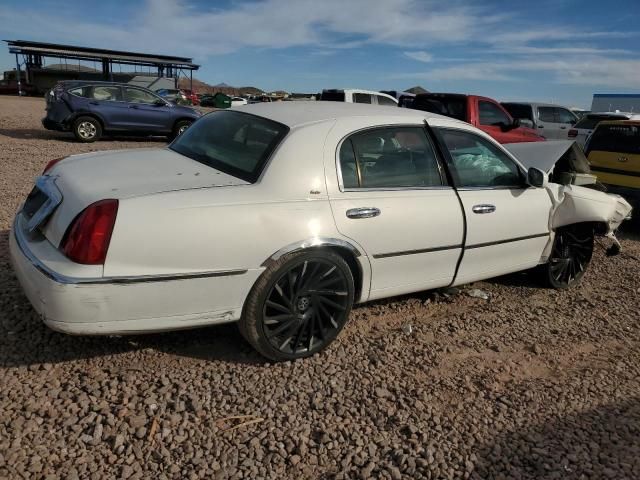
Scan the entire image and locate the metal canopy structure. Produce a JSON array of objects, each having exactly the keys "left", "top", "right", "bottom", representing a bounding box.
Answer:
[{"left": 5, "top": 39, "right": 199, "bottom": 95}]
